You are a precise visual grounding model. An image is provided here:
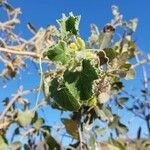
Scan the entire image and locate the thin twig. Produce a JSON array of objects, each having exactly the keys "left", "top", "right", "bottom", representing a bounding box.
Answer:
[
  {"left": 0, "top": 90, "right": 34, "bottom": 119},
  {"left": 133, "top": 57, "right": 150, "bottom": 68},
  {"left": 78, "top": 124, "right": 83, "bottom": 150},
  {"left": 35, "top": 53, "right": 44, "bottom": 109},
  {"left": 0, "top": 47, "right": 41, "bottom": 58},
  {"left": 20, "top": 128, "right": 35, "bottom": 141},
  {"left": 135, "top": 53, "right": 150, "bottom": 137}
]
